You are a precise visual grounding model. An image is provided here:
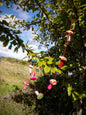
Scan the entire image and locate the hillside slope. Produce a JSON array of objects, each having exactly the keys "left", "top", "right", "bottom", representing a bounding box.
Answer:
[{"left": 0, "top": 57, "right": 40, "bottom": 115}]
